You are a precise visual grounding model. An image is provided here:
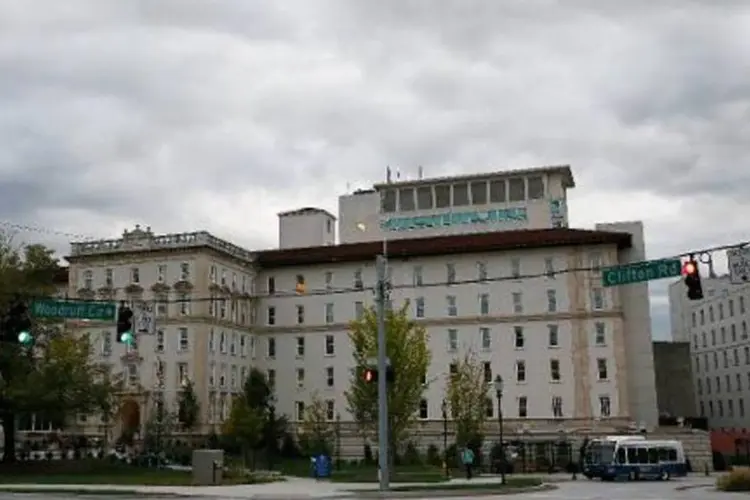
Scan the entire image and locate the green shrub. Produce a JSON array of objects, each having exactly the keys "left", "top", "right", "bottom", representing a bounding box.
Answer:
[
  {"left": 717, "top": 467, "right": 750, "bottom": 491},
  {"left": 401, "top": 442, "right": 422, "bottom": 465},
  {"left": 426, "top": 444, "right": 442, "bottom": 467}
]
